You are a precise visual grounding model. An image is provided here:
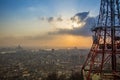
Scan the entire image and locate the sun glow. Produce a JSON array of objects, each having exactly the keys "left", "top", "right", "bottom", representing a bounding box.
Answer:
[
  {"left": 50, "top": 18, "right": 85, "bottom": 29},
  {"left": 72, "top": 21, "right": 85, "bottom": 28}
]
